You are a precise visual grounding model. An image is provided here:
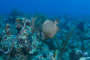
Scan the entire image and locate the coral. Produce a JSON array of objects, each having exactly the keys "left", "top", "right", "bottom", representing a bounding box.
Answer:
[
  {"left": 5, "top": 23, "right": 11, "bottom": 35},
  {"left": 0, "top": 12, "right": 90, "bottom": 60},
  {"left": 0, "top": 34, "right": 2, "bottom": 42},
  {"left": 7, "top": 20, "right": 31, "bottom": 60},
  {"left": 0, "top": 20, "right": 31, "bottom": 60},
  {"left": 79, "top": 57, "right": 90, "bottom": 60},
  {"left": 58, "top": 26, "right": 76, "bottom": 59}
]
